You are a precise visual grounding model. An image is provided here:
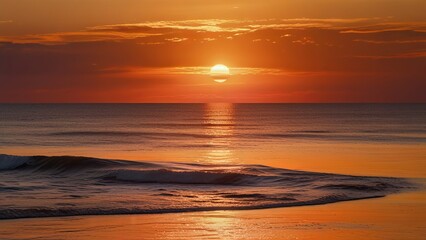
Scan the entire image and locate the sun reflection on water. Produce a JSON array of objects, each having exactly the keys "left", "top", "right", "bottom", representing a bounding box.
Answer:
[{"left": 202, "top": 103, "right": 237, "bottom": 164}]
